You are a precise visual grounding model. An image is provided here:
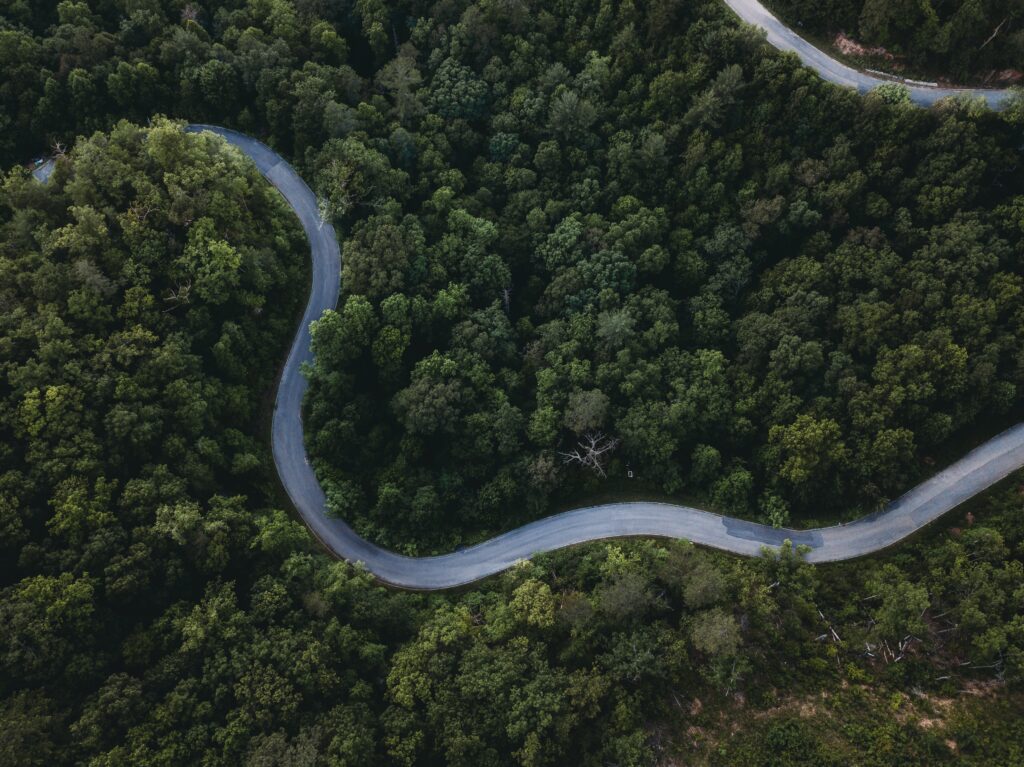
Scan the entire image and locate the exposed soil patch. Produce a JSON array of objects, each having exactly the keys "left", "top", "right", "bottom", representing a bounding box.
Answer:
[
  {"left": 833, "top": 32, "right": 898, "bottom": 62},
  {"left": 960, "top": 678, "right": 1004, "bottom": 697},
  {"left": 984, "top": 68, "right": 1024, "bottom": 85},
  {"left": 832, "top": 32, "right": 1024, "bottom": 88}
]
